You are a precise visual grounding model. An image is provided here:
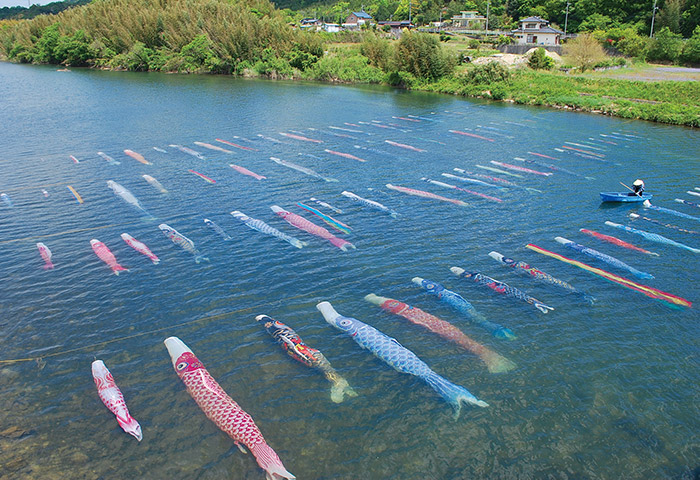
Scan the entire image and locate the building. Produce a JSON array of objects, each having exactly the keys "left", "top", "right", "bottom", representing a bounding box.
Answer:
[
  {"left": 377, "top": 21, "right": 414, "bottom": 38},
  {"left": 450, "top": 11, "right": 487, "bottom": 30},
  {"left": 511, "top": 16, "right": 563, "bottom": 45},
  {"left": 299, "top": 18, "right": 322, "bottom": 30},
  {"left": 345, "top": 11, "right": 373, "bottom": 28},
  {"left": 323, "top": 23, "right": 341, "bottom": 33}
]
